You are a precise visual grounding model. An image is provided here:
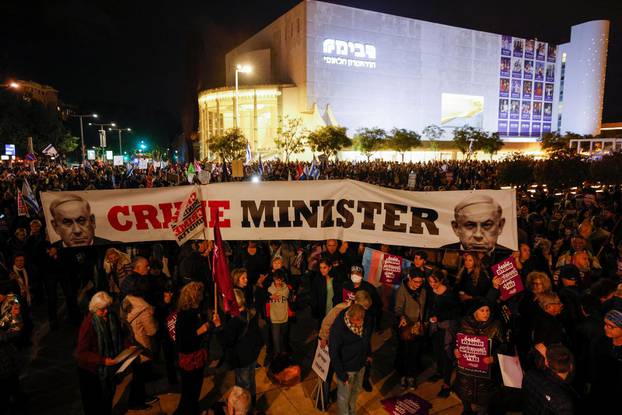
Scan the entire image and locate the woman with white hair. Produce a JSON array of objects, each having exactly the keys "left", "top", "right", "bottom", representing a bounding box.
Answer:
[{"left": 76, "top": 291, "right": 129, "bottom": 415}]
